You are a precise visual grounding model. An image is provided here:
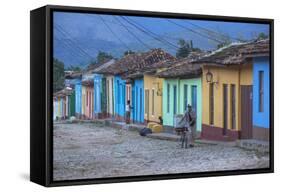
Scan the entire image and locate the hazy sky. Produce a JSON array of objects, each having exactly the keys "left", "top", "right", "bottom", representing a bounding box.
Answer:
[{"left": 53, "top": 11, "right": 270, "bottom": 67}]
